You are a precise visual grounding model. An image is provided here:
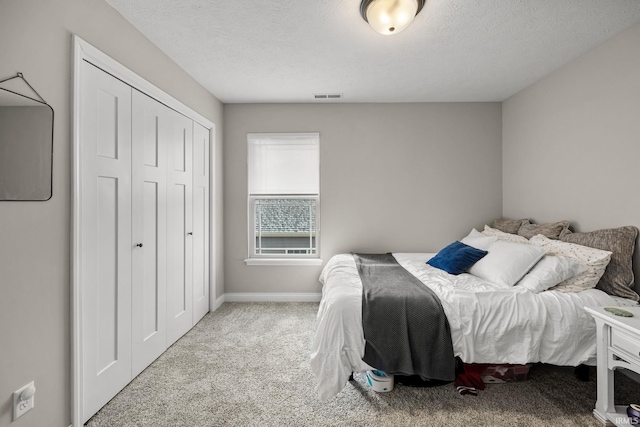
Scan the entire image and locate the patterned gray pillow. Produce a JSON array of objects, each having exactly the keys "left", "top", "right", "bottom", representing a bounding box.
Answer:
[
  {"left": 560, "top": 226, "right": 639, "bottom": 301},
  {"left": 491, "top": 218, "right": 529, "bottom": 235},
  {"left": 518, "top": 220, "right": 571, "bottom": 240}
]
